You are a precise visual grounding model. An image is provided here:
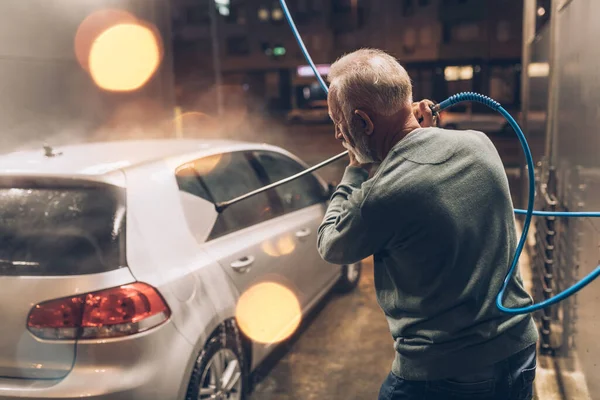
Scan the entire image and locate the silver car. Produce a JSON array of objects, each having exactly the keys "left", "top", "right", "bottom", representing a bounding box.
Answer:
[{"left": 0, "top": 139, "right": 361, "bottom": 399}]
